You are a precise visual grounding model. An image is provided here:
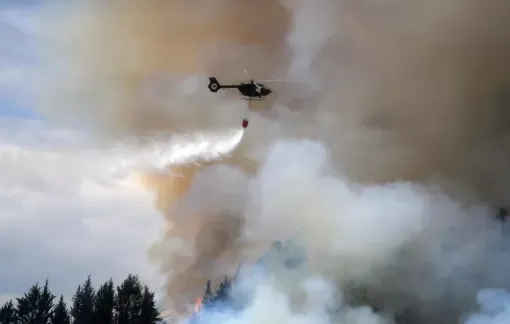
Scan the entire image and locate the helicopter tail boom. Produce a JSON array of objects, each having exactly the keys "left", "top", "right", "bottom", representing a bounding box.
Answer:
[{"left": 208, "top": 77, "right": 239, "bottom": 92}]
